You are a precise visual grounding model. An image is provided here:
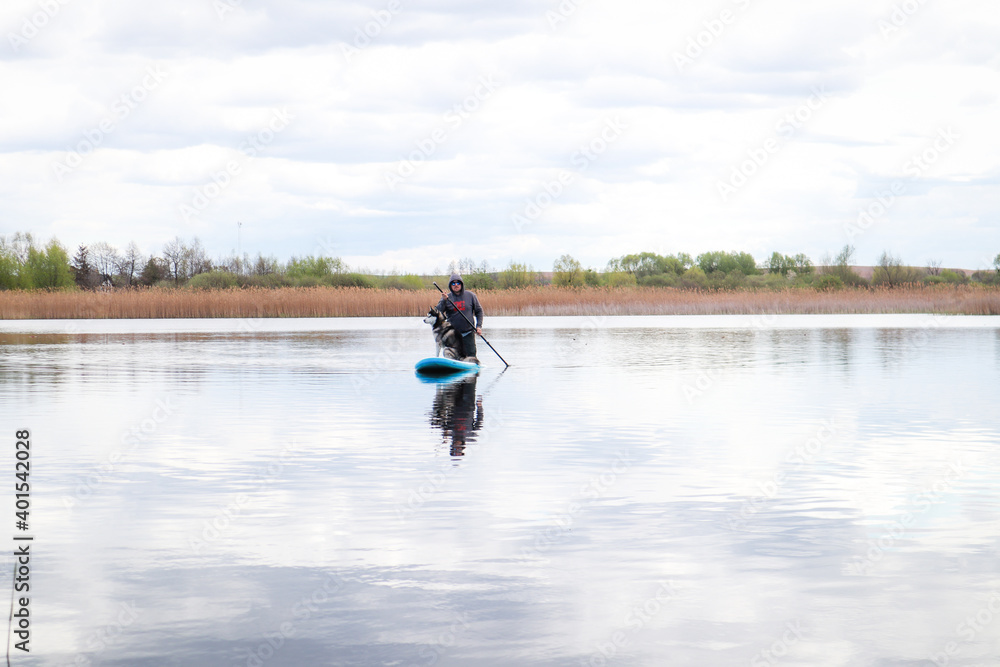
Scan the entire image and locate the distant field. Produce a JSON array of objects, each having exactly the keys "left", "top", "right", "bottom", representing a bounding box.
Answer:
[{"left": 1, "top": 285, "right": 999, "bottom": 319}]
